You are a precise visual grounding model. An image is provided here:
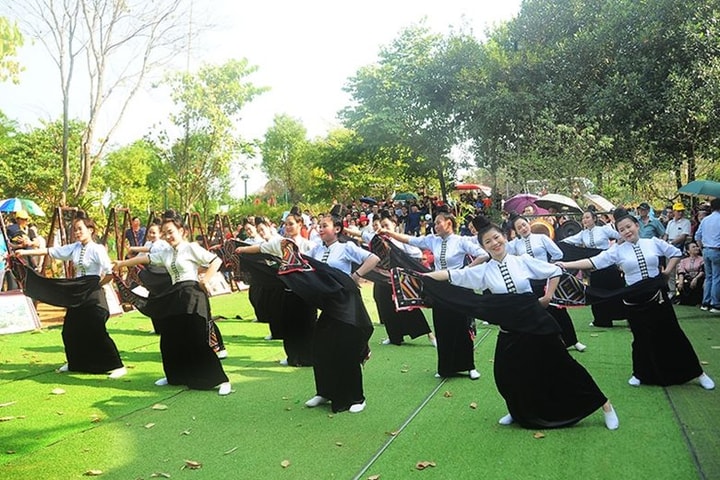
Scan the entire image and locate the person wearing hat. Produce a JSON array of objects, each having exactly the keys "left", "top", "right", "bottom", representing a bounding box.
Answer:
[
  {"left": 636, "top": 202, "right": 665, "bottom": 239},
  {"left": 664, "top": 202, "right": 692, "bottom": 299},
  {"left": 7, "top": 210, "right": 39, "bottom": 250}
]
